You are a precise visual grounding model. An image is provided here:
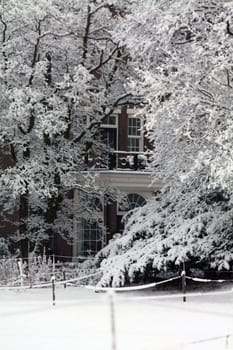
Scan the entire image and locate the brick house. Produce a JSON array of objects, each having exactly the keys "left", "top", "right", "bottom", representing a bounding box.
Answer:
[
  {"left": 71, "top": 106, "right": 162, "bottom": 258},
  {"left": 0, "top": 106, "right": 161, "bottom": 258}
]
